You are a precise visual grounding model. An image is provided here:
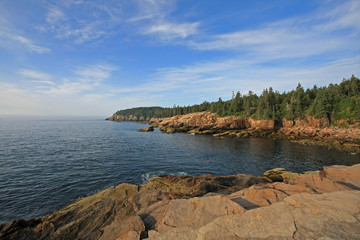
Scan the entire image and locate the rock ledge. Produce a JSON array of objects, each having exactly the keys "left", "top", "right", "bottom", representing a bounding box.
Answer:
[{"left": 1, "top": 163, "right": 360, "bottom": 240}]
